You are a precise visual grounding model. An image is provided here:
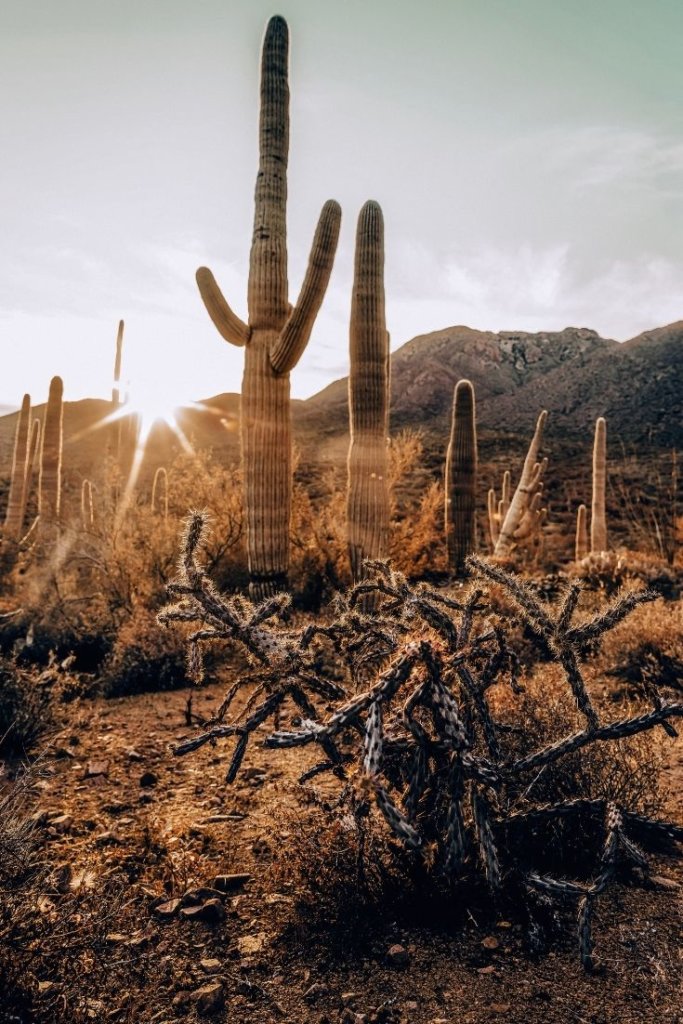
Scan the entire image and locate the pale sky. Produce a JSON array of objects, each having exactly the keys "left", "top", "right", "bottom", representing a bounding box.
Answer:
[{"left": 2, "top": 0, "right": 682, "bottom": 409}]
